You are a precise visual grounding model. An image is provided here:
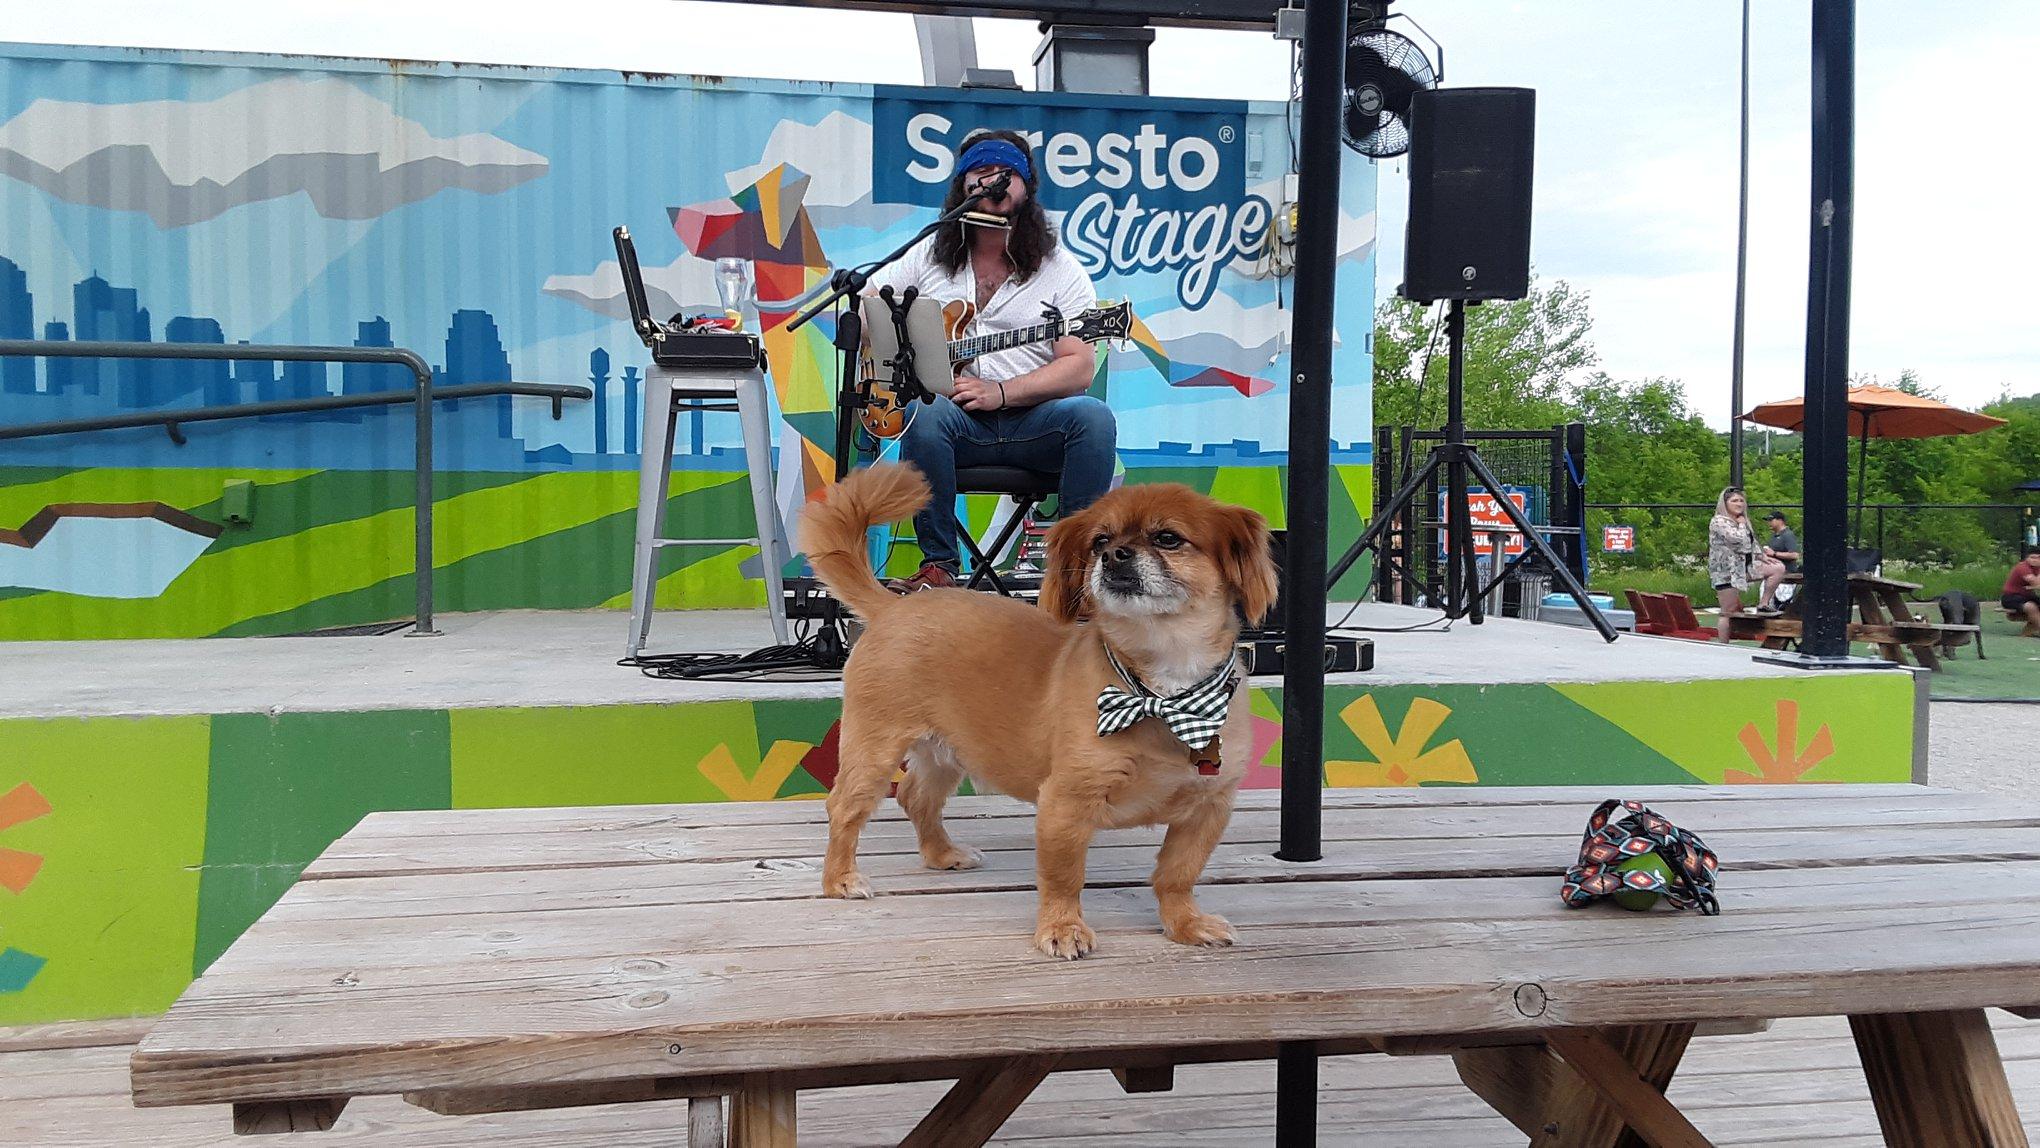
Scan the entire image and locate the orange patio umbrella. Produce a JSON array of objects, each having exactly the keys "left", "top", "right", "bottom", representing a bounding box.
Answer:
[{"left": 1742, "top": 384, "right": 2007, "bottom": 541}]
